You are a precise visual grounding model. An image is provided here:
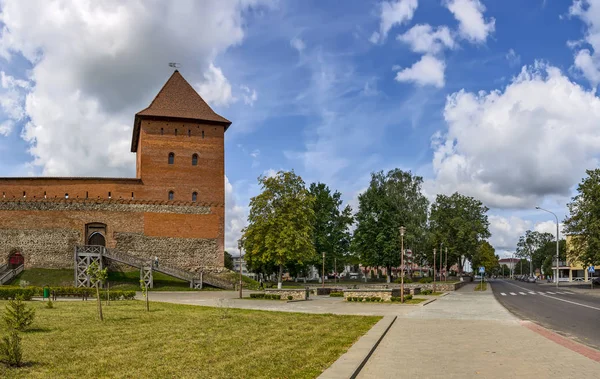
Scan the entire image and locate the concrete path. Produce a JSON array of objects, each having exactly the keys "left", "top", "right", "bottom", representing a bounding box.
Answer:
[
  {"left": 141, "top": 290, "right": 425, "bottom": 316},
  {"left": 357, "top": 283, "right": 600, "bottom": 378}
]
